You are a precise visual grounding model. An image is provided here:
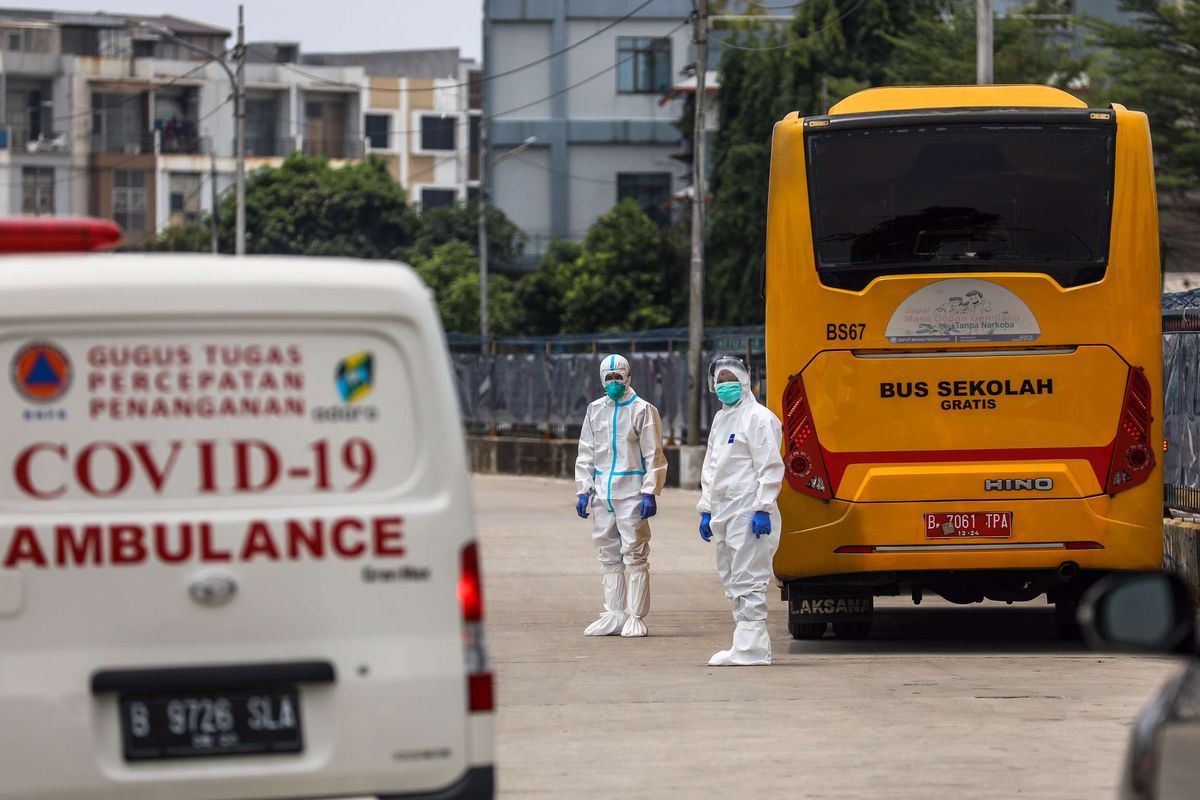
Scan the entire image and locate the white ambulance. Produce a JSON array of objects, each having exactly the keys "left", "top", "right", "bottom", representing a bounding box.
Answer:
[{"left": 0, "top": 243, "right": 493, "bottom": 798}]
